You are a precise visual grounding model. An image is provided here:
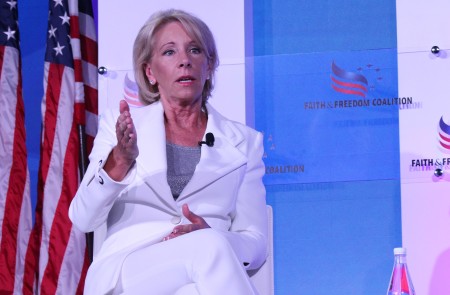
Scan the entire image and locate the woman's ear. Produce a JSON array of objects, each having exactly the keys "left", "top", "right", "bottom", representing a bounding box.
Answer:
[
  {"left": 206, "top": 63, "right": 212, "bottom": 80},
  {"left": 144, "top": 64, "right": 156, "bottom": 84},
  {"left": 207, "top": 56, "right": 216, "bottom": 79}
]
